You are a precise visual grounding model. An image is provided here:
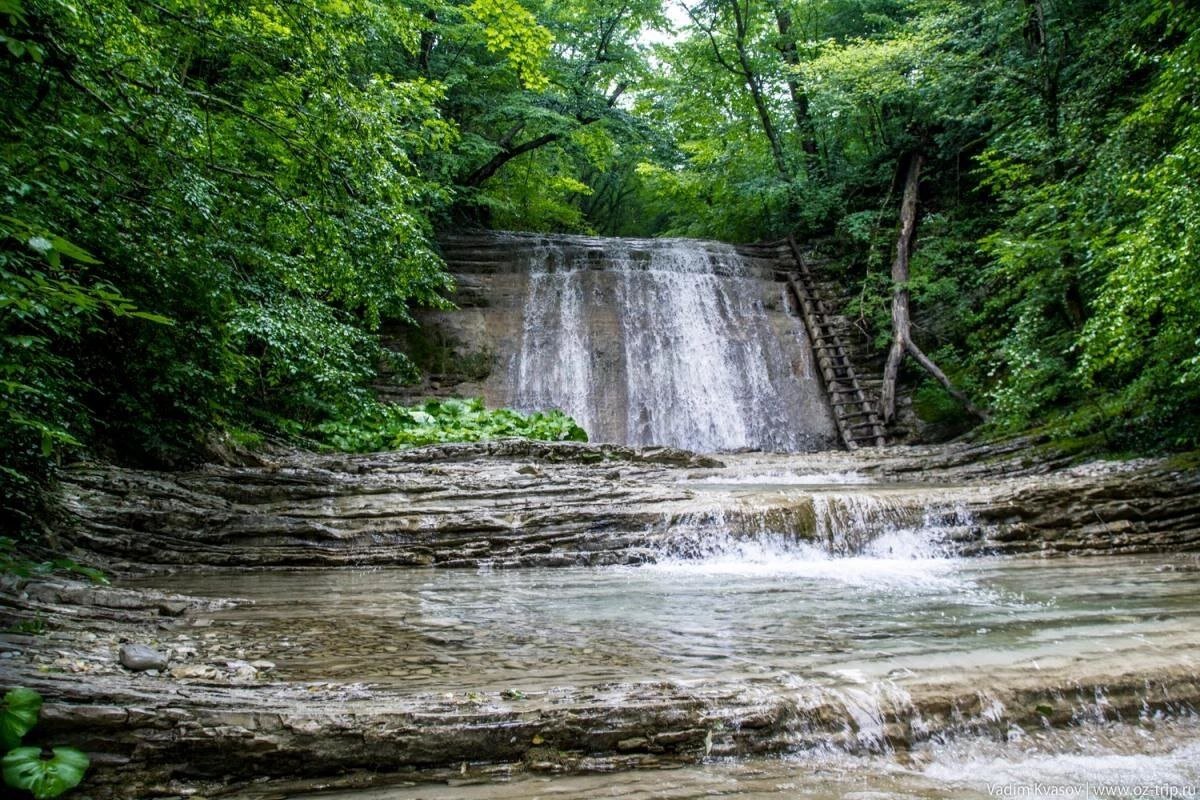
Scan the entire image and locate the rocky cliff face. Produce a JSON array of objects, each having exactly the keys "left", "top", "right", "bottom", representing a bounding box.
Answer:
[{"left": 381, "top": 233, "right": 840, "bottom": 452}]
